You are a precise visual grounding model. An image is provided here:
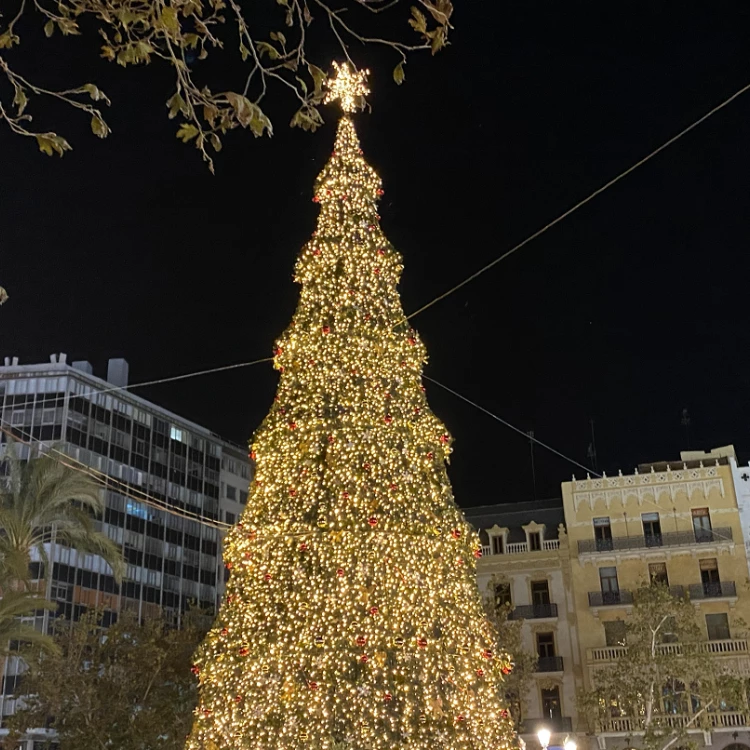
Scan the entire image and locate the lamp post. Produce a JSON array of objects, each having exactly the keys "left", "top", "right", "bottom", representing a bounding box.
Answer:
[{"left": 537, "top": 728, "right": 551, "bottom": 750}]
